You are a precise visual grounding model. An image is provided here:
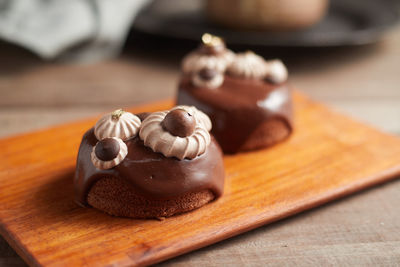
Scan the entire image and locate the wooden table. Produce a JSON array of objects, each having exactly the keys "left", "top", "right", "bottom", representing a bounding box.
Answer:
[{"left": 1, "top": 25, "right": 400, "bottom": 266}]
